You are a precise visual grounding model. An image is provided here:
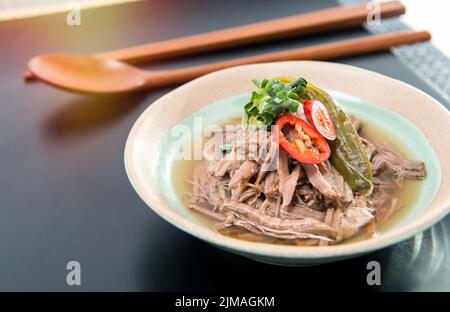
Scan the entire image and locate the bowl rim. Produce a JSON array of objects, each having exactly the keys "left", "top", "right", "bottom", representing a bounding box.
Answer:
[{"left": 124, "top": 61, "right": 450, "bottom": 259}]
